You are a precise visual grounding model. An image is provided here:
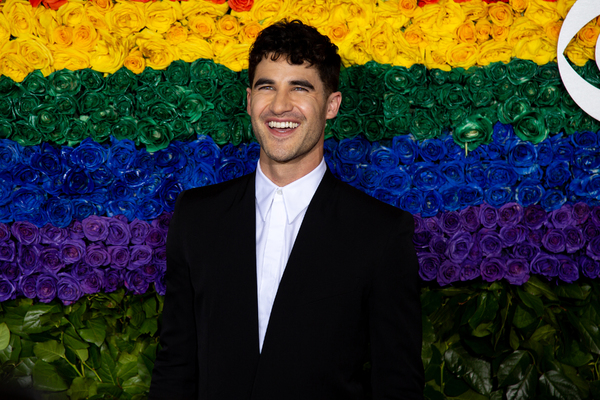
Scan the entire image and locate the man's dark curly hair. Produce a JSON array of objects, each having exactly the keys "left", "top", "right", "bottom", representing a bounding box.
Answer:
[{"left": 248, "top": 20, "right": 341, "bottom": 95}]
